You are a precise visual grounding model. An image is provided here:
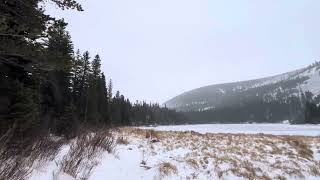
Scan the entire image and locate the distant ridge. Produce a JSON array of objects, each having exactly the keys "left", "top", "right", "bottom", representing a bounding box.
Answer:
[{"left": 165, "top": 62, "right": 320, "bottom": 112}]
